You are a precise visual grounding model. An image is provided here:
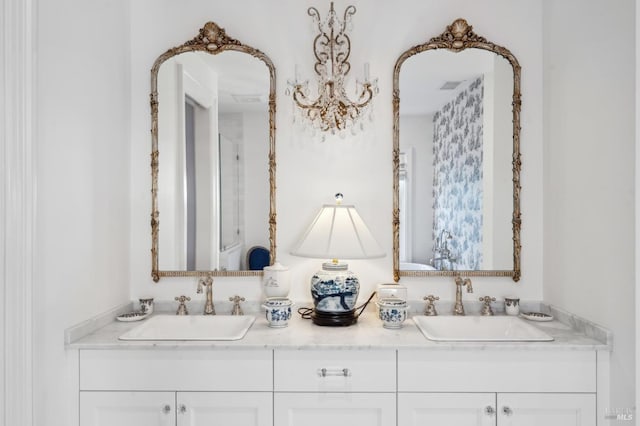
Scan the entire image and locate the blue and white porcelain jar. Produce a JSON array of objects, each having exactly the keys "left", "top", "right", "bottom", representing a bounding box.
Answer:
[
  {"left": 262, "top": 297, "right": 294, "bottom": 328},
  {"left": 375, "top": 297, "right": 408, "bottom": 329},
  {"left": 310, "top": 262, "right": 360, "bottom": 314}
]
